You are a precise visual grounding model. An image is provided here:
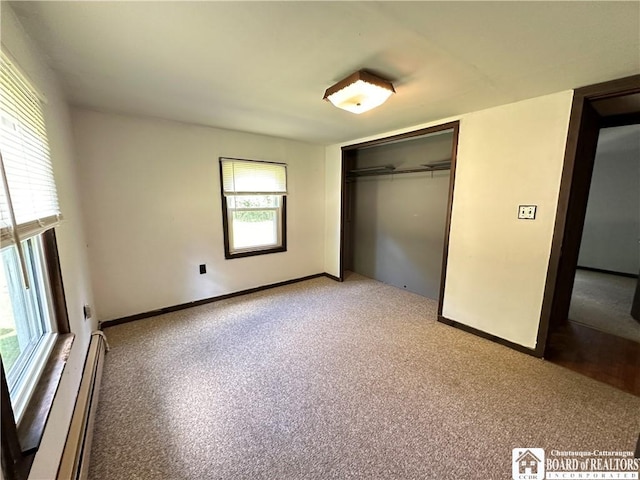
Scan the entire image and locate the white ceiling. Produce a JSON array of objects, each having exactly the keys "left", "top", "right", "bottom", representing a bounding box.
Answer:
[{"left": 7, "top": 1, "right": 640, "bottom": 145}]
